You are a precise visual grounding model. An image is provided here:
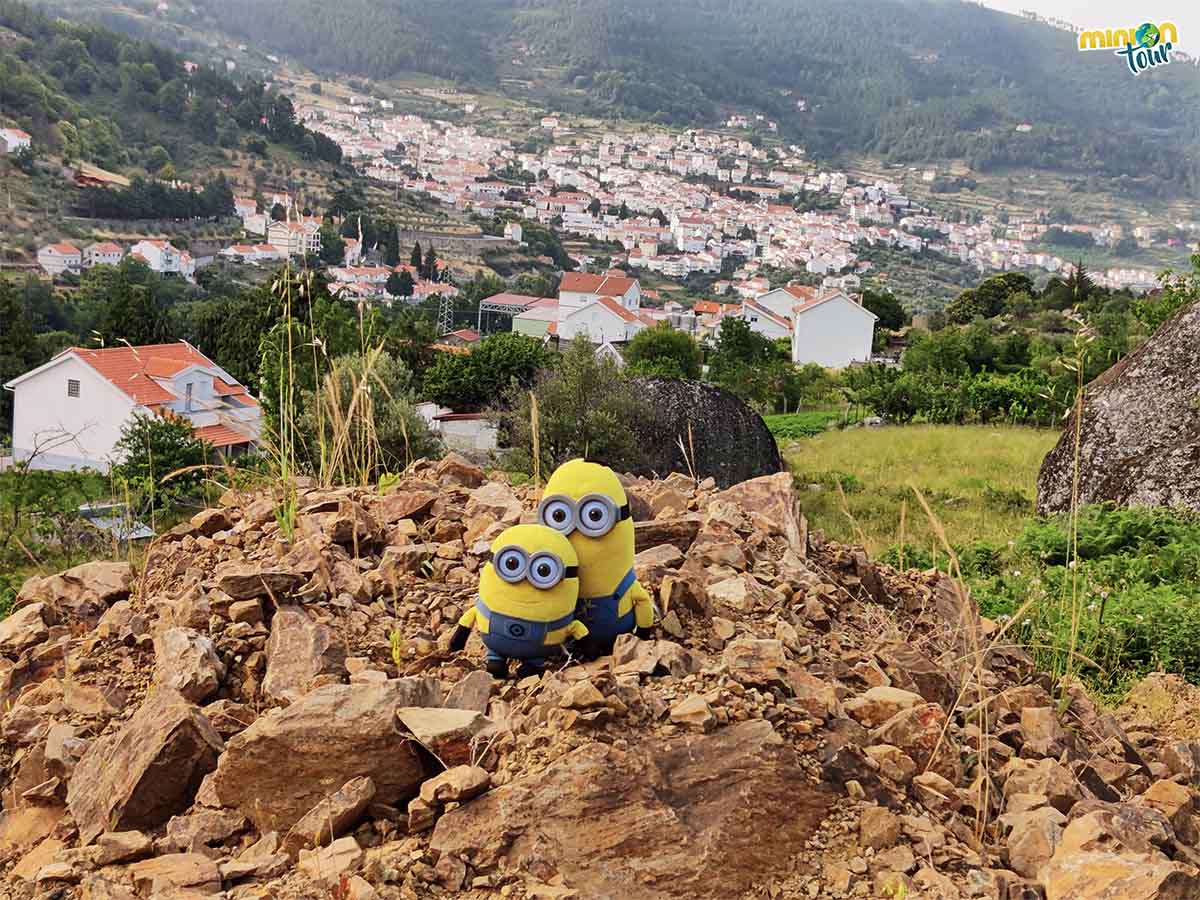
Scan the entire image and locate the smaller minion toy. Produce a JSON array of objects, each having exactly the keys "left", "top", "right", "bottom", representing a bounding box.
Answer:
[{"left": 449, "top": 524, "right": 588, "bottom": 679}]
